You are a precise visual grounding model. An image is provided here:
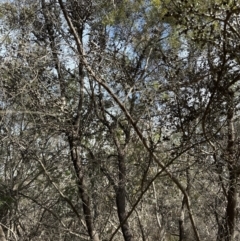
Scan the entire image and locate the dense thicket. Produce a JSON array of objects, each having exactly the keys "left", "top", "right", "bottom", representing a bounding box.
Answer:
[{"left": 0, "top": 0, "right": 240, "bottom": 241}]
